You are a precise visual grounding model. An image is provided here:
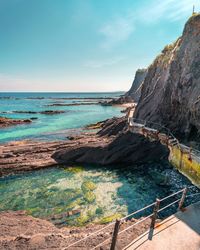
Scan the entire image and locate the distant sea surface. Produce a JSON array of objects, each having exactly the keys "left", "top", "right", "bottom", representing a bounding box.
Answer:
[{"left": 0, "top": 92, "right": 124, "bottom": 143}]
